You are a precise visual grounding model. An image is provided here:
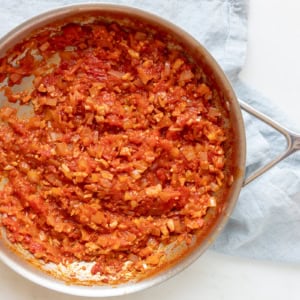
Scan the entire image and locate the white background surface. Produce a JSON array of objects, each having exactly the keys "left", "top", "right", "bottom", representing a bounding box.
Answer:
[{"left": 1, "top": 0, "right": 300, "bottom": 299}]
